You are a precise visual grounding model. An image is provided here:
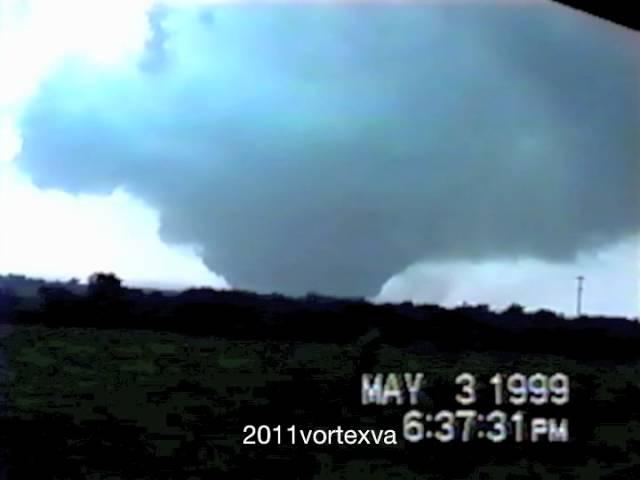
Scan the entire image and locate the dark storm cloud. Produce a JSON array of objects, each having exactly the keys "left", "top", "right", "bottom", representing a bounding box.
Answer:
[{"left": 15, "top": 3, "right": 640, "bottom": 297}]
